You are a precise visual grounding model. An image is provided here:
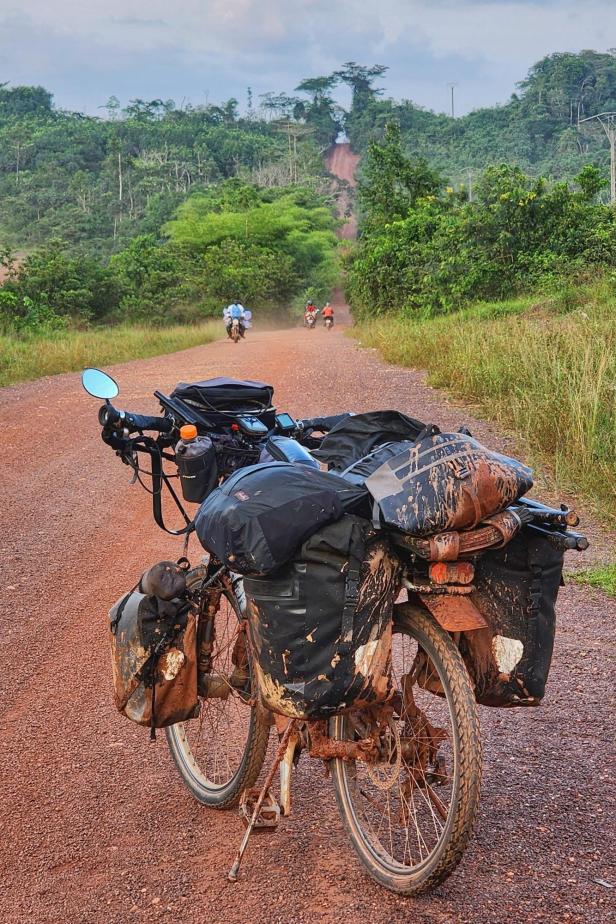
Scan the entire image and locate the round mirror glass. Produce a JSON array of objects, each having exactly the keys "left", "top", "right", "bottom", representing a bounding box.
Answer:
[{"left": 81, "top": 368, "right": 119, "bottom": 400}]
